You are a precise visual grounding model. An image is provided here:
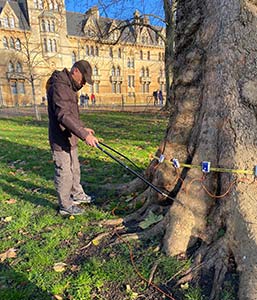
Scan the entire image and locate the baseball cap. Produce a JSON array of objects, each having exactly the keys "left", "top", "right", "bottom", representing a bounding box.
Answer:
[{"left": 73, "top": 60, "right": 93, "bottom": 85}]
